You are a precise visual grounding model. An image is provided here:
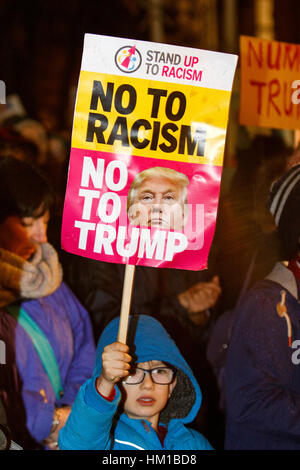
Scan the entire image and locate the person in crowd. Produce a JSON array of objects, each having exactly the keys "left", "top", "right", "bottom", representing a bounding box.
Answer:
[
  {"left": 0, "top": 156, "right": 95, "bottom": 449},
  {"left": 224, "top": 163, "right": 300, "bottom": 450},
  {"left": 213, "top": 134, "right": 292, "bottom": 313},
  {"left": 2, "top": 115, "right": 49, "bottom": 167},
  {"left": 60, "top": 254, "right": 222, "bottom": 446},
  {"left": 58, "top": 314, "right": 213, "bottom": 450},
  {"left": 0, "top": 127, "right": 39, "bottom": 164},
  {"left": 127, "top": 166, "right": 189, "bottom": 231}
]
